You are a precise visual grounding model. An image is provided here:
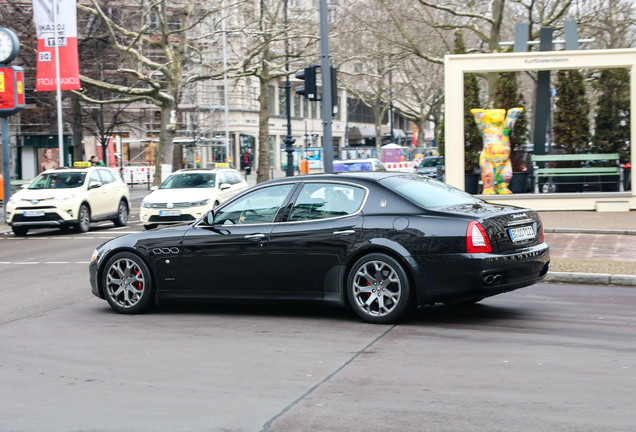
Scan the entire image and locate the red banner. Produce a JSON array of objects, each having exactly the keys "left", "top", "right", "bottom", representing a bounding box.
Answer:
[{"left": 32, "top": 0, "right": 80, "bottom": 91}]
